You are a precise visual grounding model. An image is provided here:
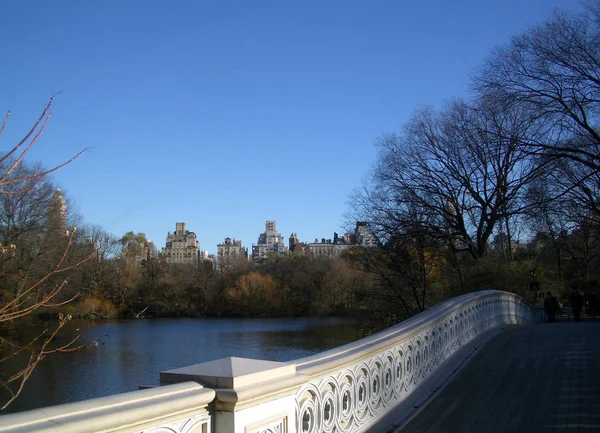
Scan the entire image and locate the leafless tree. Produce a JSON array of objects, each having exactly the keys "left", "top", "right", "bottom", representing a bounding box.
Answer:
[
  {"left": 527, "top": 154, "right": 600, "bottom": 280},
  {"left": 475, "top": 2, "right": 600, "bottom": 171},
  {"left": 350, "top": 98, "right": 548, "bottom": 315},
  {"left": 0, "top": 161, "right": 54, "bottom": 246},
  {"left": 474, "top": 1, "right": 600, "bottom": 285},
  {"left": 0, "top": 96, "right": 93, "bottom": 410},
  {"left": 72, "top": 224, "right": 118, "bottom": 298},
  {"left": 357, "top": 100, "right": 545, "bottom": 260}
]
